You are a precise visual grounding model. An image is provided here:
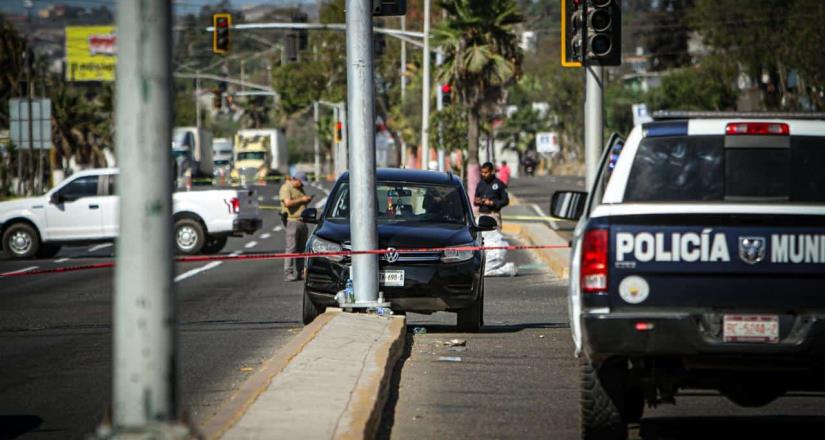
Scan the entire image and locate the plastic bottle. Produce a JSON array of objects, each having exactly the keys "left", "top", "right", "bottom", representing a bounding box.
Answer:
[{"left": 344, "top": 278, "right": 354, "bottom": 304}]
